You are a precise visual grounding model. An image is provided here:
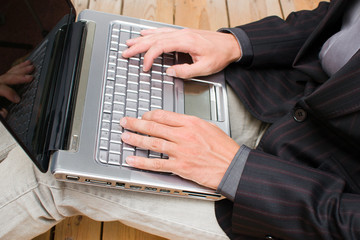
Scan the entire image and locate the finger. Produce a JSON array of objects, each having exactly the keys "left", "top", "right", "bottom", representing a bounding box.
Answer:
[
  {"left": 141, "top": 109, "right": 188, "bottom": 127},
  {"left": 0, "top": 108, "right": 8, "bottom": 118},
  {"left": 122, "top": 40, "right": 151, "bottom": 59},
  {"left": 125, "top": 155, "right": 176, "bottom": 173},
  {"left": 140, "top": 27, "right": 177, "bottom": 36},
  {"left": 121, "top": 131, "right": 176, "bottom": 155},
  {"left": 141, "top": 36, "right": 191, "bottom": 72},
  {"left": 0, "top": 73, "right": 33, "bottom": 85},
  {"left": 8, "top": 61, "right": 34, "bottom": 75},
  {"left": 167, "top": 59, "right": 217, "bottom": 79},
  {"left": 0, "top": 85, "right": 20, "bottom": 103},
  {"left": 120, "top": 115, "right": 179, "bottom": 140}
]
